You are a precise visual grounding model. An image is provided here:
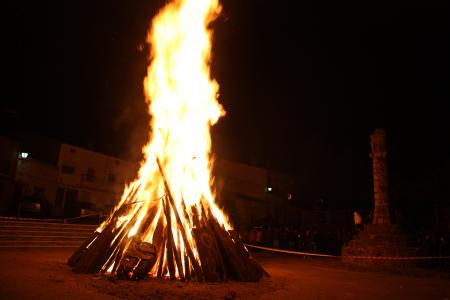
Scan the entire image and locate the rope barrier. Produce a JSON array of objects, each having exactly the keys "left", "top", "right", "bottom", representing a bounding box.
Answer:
[
  {"left": 245, "top": 244, "right": 337, "bottom": 258},
  {"left": 64, "top": 213, "right": 100, "bottom": 221},
  {"left": 0, "top": 216, "right": 63, "bottom": 222},
  {"left": 245, "top": 243, "right": 450, "bottom": 261}
]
